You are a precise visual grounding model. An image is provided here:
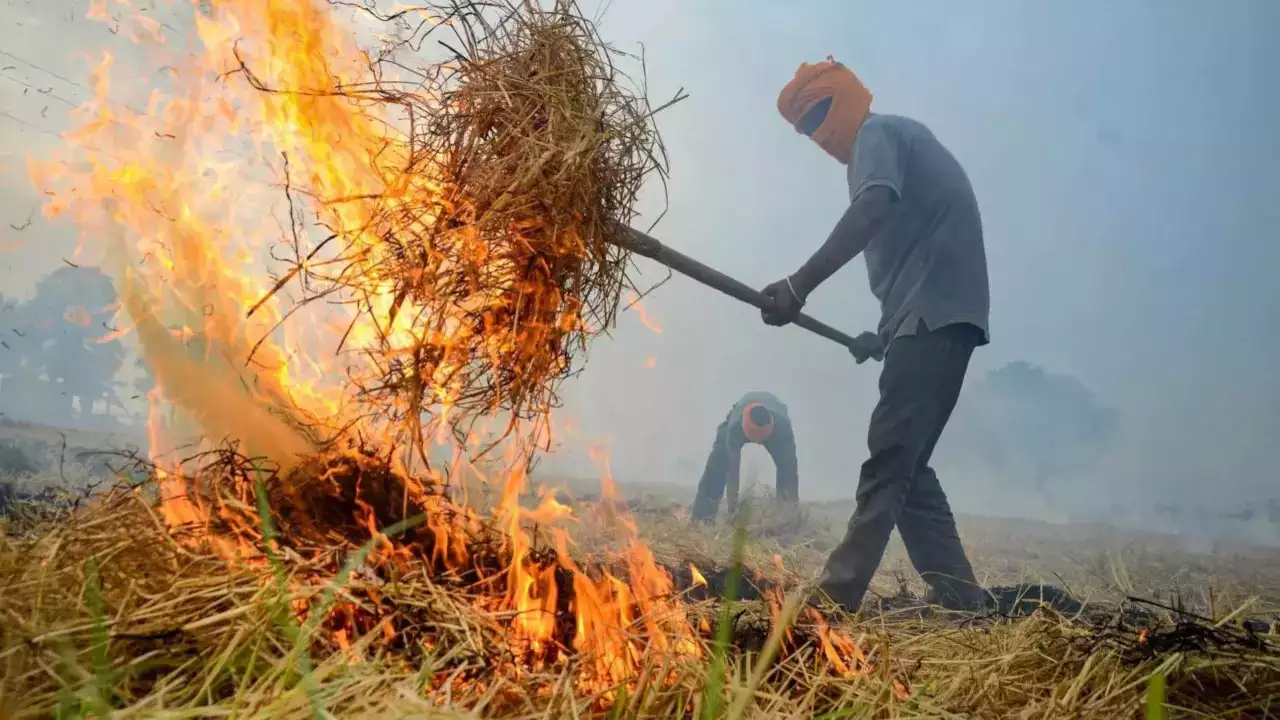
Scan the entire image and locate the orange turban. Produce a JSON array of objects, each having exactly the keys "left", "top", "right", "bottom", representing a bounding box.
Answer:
[
  {"left": 777, "top": 58, "right": 873, "bottom": 164},
  {"left": 741, "top": 403, "right": 775, "bottom": 443}
]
